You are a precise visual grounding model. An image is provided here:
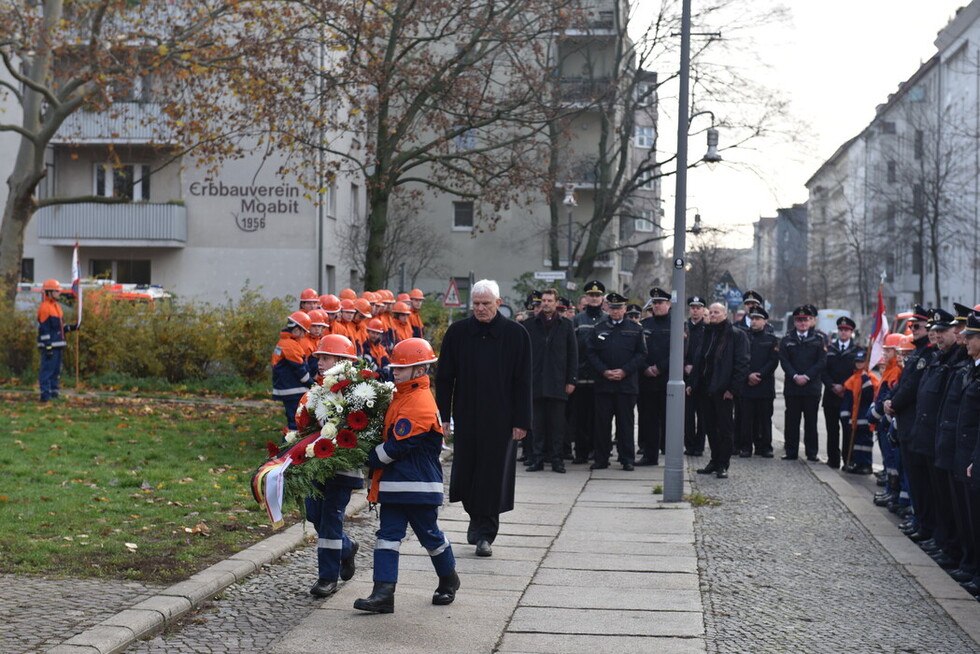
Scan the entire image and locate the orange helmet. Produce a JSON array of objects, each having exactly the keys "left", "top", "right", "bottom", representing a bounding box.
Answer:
[
  {"left": 307, "top": 309, "right": 328, "bottom": 327},
  {"left": 898, "top": 334, "right": 915, "bottom": 352},
  {"left": 883, "top": 333, "right": 904, "bottom": 348},
  {"left": 287, "top": 311, "right": 312, "bottom": 333},
  {"left": 381, "top": 290, "right": 395, "bottom": 303},
  {"left": 354, "top": 298, "right": 373, "bottom": 317},
  {"left": 409, "top": 288, "right": 425, "bottom": 300},
  {"left": 313, "top": 334, "right": 357, "bottom": 359},
  {"left": 320, "top": 294, "right": 341, "bottom": 312},
  {"left": 42, "top": 279, "right": 62, "bottom": 292},
  {"left": 361, "top": 291, "right": 377, "bottom": 303},
  {"left": 392, "top": 301, "right": 411, "bottom": 314},
  {"left": 339, "top": 288, "right": 357, "bottom": 300},
  {"left": 390, "top": 338, "right": 438, "bottom": 367},
  {"left": 340, "top": 299, "right": 355, "bottom": 312},
  {"left": 366, "top": 318, "right": 386, "bottom": 333},
  {"left": 397, "top": 293, "right": 410, "bottom": 302},
  {"left": 300, "top": 288, "right": 318, "bottom": 302}
]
